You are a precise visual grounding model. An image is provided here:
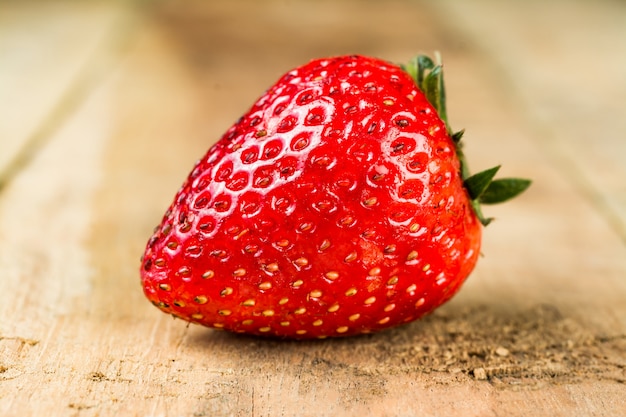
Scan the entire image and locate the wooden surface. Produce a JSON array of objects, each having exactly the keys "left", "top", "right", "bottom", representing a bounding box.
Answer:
[{"left": 1, "top": 0, "right": 625, "bottom": 415}]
